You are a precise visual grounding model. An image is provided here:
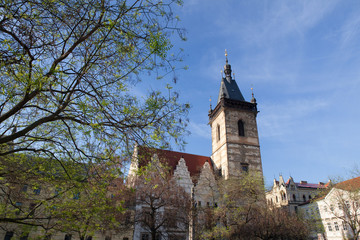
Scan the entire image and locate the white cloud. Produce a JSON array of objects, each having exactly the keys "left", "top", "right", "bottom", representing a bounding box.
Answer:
[
  {"left": 198, "top": 0, "right": 338, "bottom": 49},
  {"left": 258, "top": 98, "right": 330, "bottom": 139},
  {"left": 188, "top": 121, "right": 211, "bottom": 139},
  {"left": 340, "top": 13, "right": 360, "bottom": 48}
]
